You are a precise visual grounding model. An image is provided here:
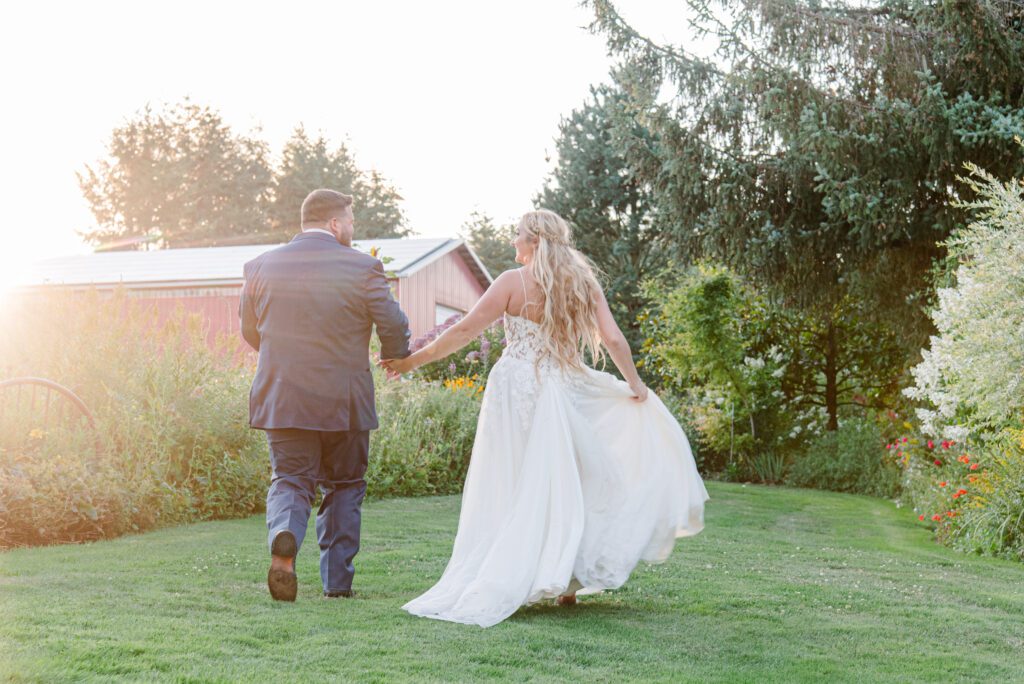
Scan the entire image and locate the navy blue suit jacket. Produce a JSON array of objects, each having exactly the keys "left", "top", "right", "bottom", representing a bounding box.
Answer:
[{"left": 240, "top": 232, "right": 411, "bottom": 431}]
